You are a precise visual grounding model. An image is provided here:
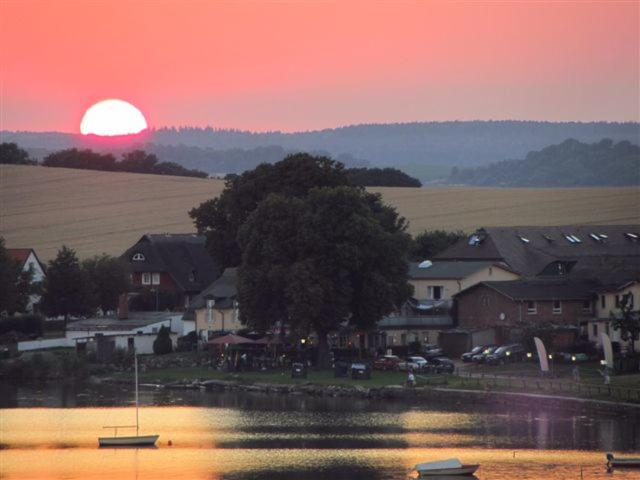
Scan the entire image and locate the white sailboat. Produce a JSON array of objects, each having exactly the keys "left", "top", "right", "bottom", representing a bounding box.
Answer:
[{"left": 99, "top": 352, "right": 159, "bottom": 447}]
